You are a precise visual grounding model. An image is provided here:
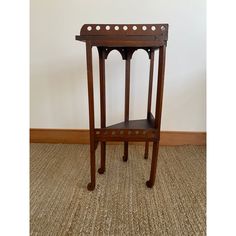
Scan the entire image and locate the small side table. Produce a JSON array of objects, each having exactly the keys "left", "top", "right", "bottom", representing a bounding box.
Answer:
[{"left": 76, "top": 24, "right": 169, "bottom": 191}]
